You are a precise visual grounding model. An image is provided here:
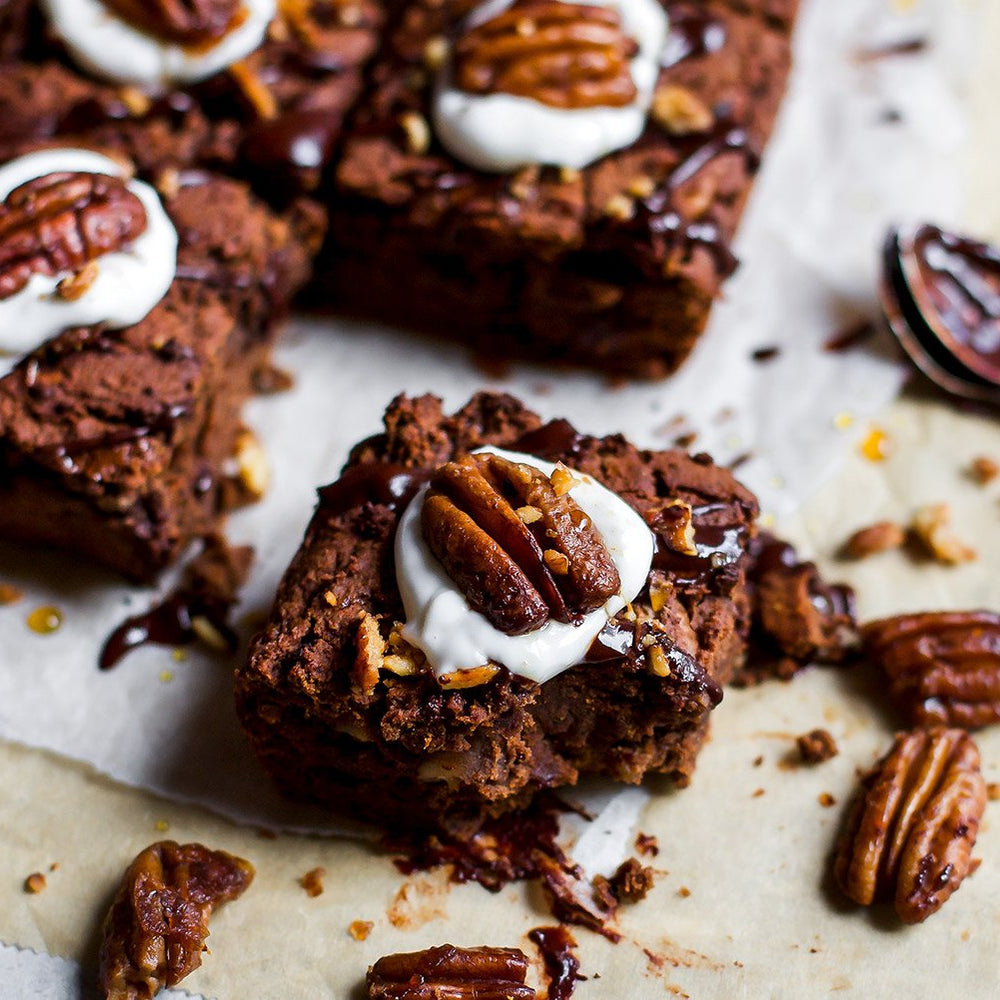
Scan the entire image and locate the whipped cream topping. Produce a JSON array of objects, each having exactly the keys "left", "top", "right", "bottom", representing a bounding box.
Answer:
[
  {"left": 395, "top": 446, "right": 654, "bottom": 684},
  {"left": 0, "top": 149, "right": 178, "bottom": 378},
  {"left": 41, "top": 0, "right": 276, "bottom": 86},
  {"left": 432, "top": 0, "right": 668, "bottom": 172}
]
